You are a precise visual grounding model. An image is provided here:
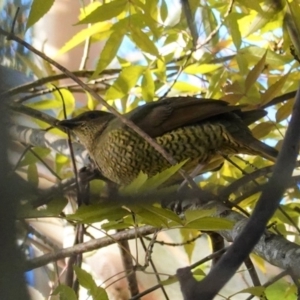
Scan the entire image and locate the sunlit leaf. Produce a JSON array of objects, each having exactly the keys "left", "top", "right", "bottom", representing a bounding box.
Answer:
[
  {"left": 184, "top": 63, "right": 222, "bottom": 75},
  {"left": 106, "top": 65, "right": 146, "bottom": 99},
  {"left": 58, "top": 23, "right": 112, "bottom": 55},
  {"left": 130, "top": 27, "right": 159, "bottom": 57},
  {"left": 92, "top": 30, "right": 125, "bottom": 78},
  {"left": 26, "top": 0, "right": 54, "bottom": 30},
  {"left": 77, "top": 0, "right": 127, "bottom": 24}
]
